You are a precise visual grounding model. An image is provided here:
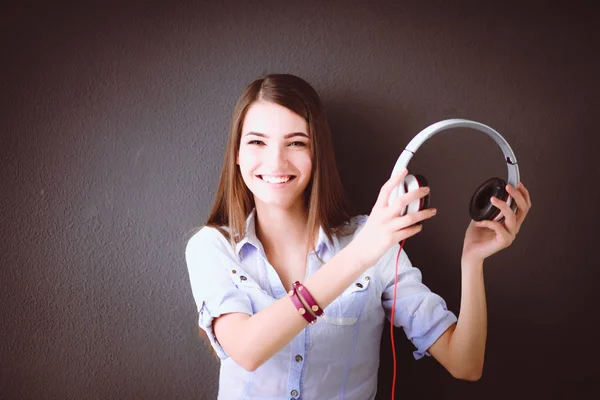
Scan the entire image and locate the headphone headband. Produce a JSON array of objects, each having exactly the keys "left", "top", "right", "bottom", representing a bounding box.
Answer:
[{"left": 390, "top": 119, "right": 520, "bottom": 188}]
